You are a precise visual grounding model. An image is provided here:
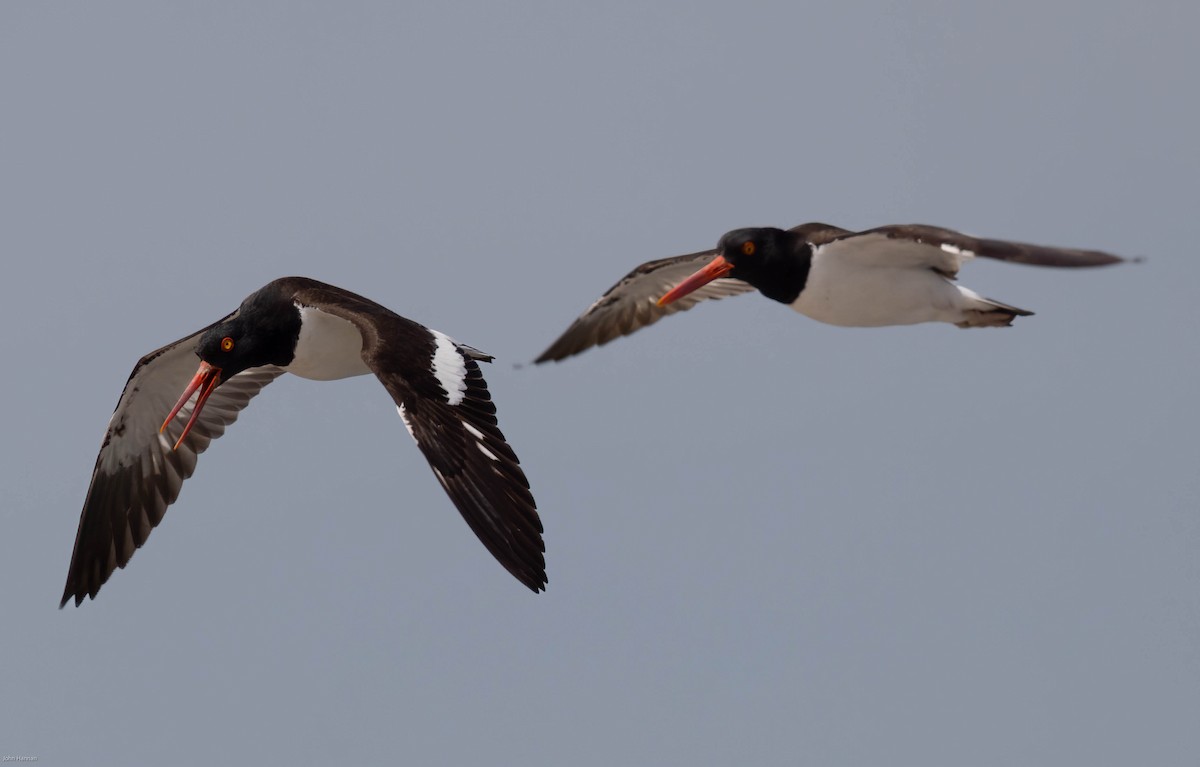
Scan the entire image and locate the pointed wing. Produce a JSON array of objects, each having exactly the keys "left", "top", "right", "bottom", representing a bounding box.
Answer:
[
  {"left": 62, "top": 316, "right": 284, "bottom": 607},
  {"left": 385, "top": 341, "right": 547, "bottom": 591},
  {"left": 856, "top": 224, "right": 1133, "bottom": 270},
  {"left": 534, "top": 250, "right": 755, "bottom": 363},
  {"left": 292, "top": 285, "right": 546, "bottom": 592}
]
